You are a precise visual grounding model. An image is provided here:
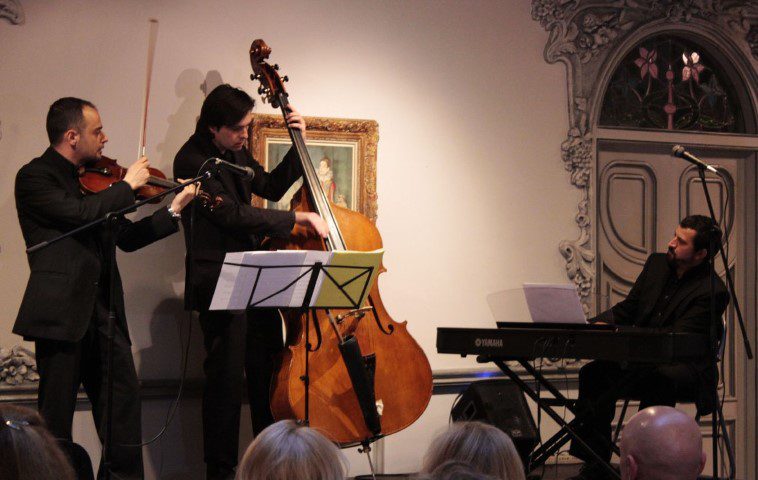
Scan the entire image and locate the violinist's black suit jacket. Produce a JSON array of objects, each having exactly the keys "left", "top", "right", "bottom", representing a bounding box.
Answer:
[
  {"left": 14, "top": 147, "right": 178, "bottom": 342},
  {"left": 173, "top": 132, "right": 301, "bottom": 311}
]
